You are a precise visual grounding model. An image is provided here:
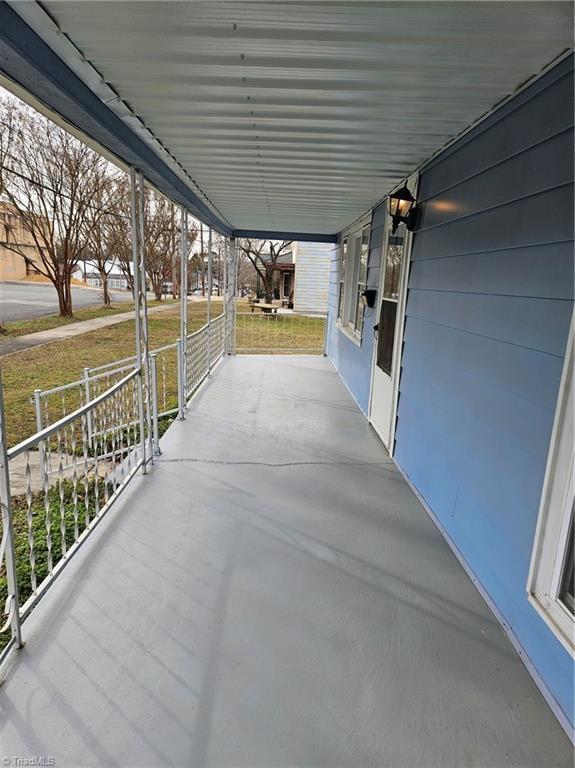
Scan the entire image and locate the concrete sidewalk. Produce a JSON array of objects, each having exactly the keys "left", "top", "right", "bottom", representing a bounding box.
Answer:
[{"left": 0, "top": 302, "right": 178, "bottom": 357}]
